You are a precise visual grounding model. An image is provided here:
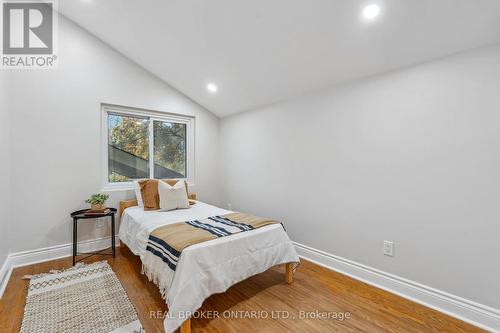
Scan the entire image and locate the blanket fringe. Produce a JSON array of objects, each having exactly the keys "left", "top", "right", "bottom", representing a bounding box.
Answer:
[{"left": 141, "top": 253, "right": 174, "bottom": 301}]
